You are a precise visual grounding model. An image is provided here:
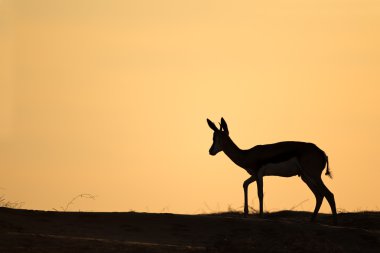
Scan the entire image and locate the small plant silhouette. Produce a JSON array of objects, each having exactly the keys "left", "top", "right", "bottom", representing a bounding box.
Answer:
[
  {"left": 53, "top": 193, "right": 96, "bottom": 211},
  {"left": 0, "top": 195, "right": 24, "bottom": 209}
]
